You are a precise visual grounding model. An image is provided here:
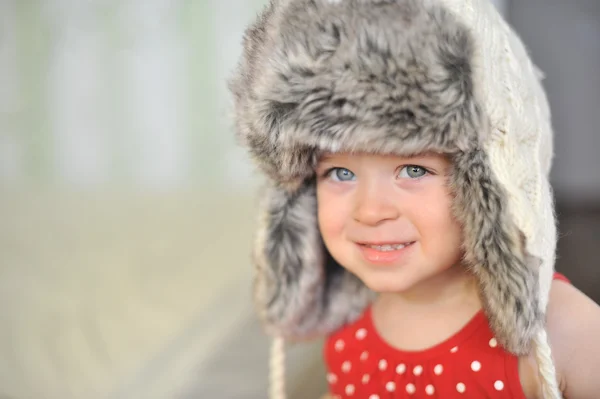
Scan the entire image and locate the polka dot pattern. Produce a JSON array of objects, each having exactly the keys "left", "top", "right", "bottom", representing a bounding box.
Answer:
[
  {"left": 327, "top": 339, "right": 521, "bottom": 398},
  {"left": 345, "top": 384, "right": 355, "bottom": 396},
  {"left": 341, "top": 361, "right": 351, "bottom": 373},
  {"left": 385, "top": 381, "right": 396, "bottom": 392},
  {"left": 355, "top": 328, "right": 368, "bottom": 340},
  {"left": 327, "top": 348, "right": 521, "bottom": 397},
  {"left": 327, "top": 373, "right": 337, "bottom": 384},
  {"left": 378, "top": 359, "right": 387, "bottom": 371},
  {"left": 322, "top": 294, "right": 561, "bottom": 398},
  {"left": 396, "top": 363, "right": 406, "bottom": 374}
]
